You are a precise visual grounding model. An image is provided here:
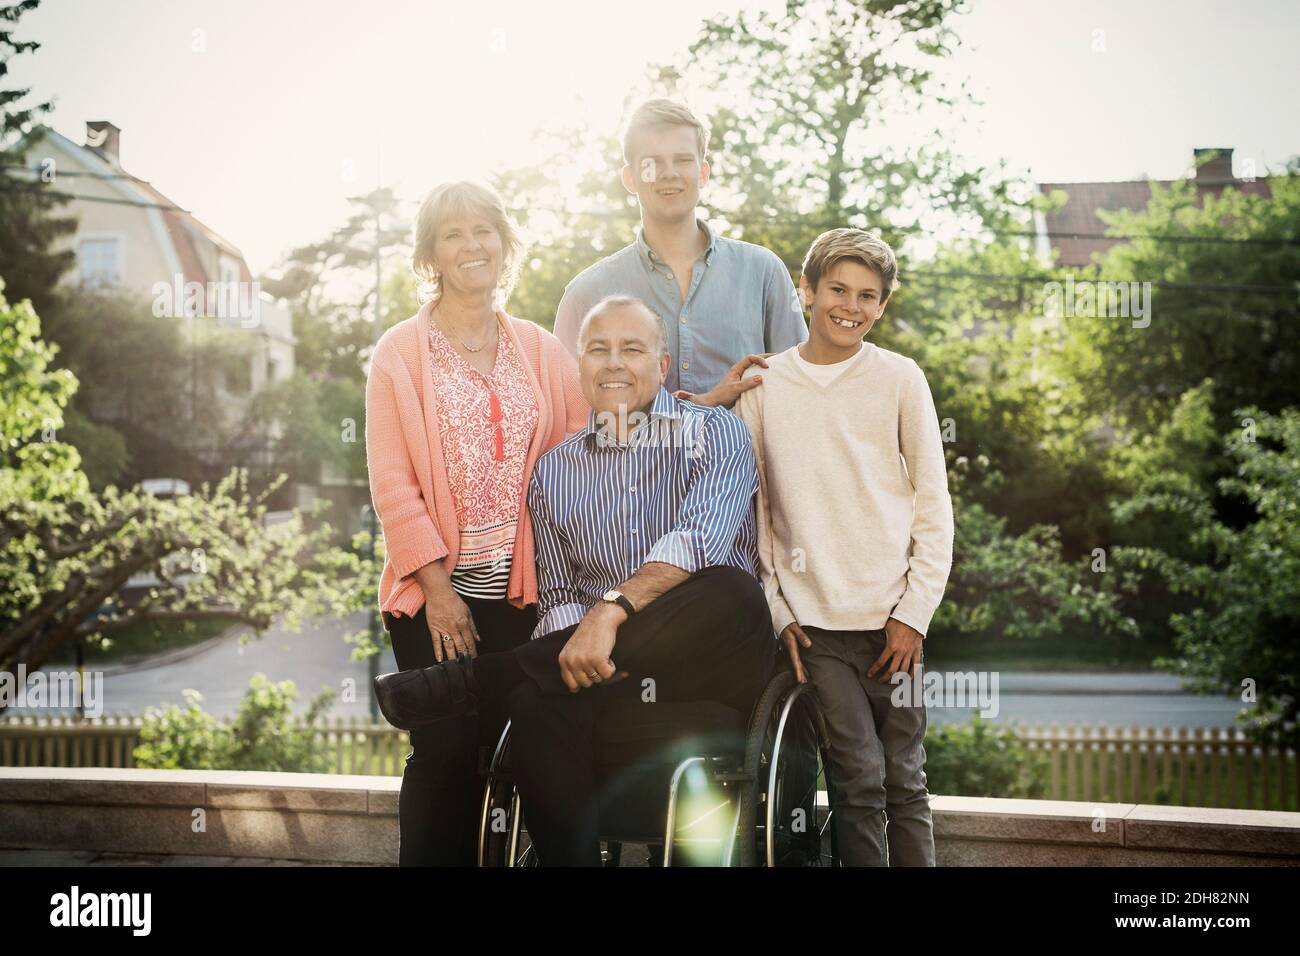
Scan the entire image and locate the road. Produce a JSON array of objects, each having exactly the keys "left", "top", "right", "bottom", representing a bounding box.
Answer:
[
  {"left": 15, "top": 613, "right": 395, "bottom": 721},
  {"left": 11, "top": 616, "right": 1245, "bottom": 729}
]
